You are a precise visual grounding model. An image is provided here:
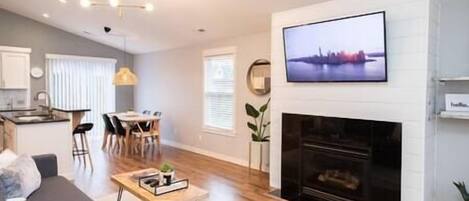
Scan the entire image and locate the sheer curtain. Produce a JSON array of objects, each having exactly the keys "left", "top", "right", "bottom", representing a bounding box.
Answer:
[{"left": 46, "top": 54, "right": 116, "bottom": 136}]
